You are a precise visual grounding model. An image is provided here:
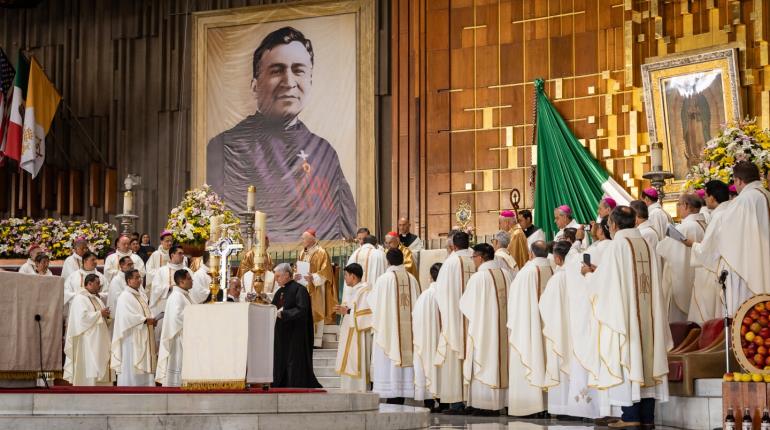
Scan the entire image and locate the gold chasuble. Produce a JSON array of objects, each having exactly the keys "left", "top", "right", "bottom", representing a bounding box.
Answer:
[
  {"left": 489, "top": 268, "right": 509, "bottom": 388},
  {"left": 299, "top": 245, "right": 337, "bottom": 323},
  {"left": 626, "top": 237, "right": 656, "bottom": 387},
  {"left": 237, "top": 247, "right": 275, "bottom": 277},
  {"left": 507, "top": 226, "right": 530, "bottom": 270},
  {"left": 398, "top": 244, "right": 419, "bottom": 283}
]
